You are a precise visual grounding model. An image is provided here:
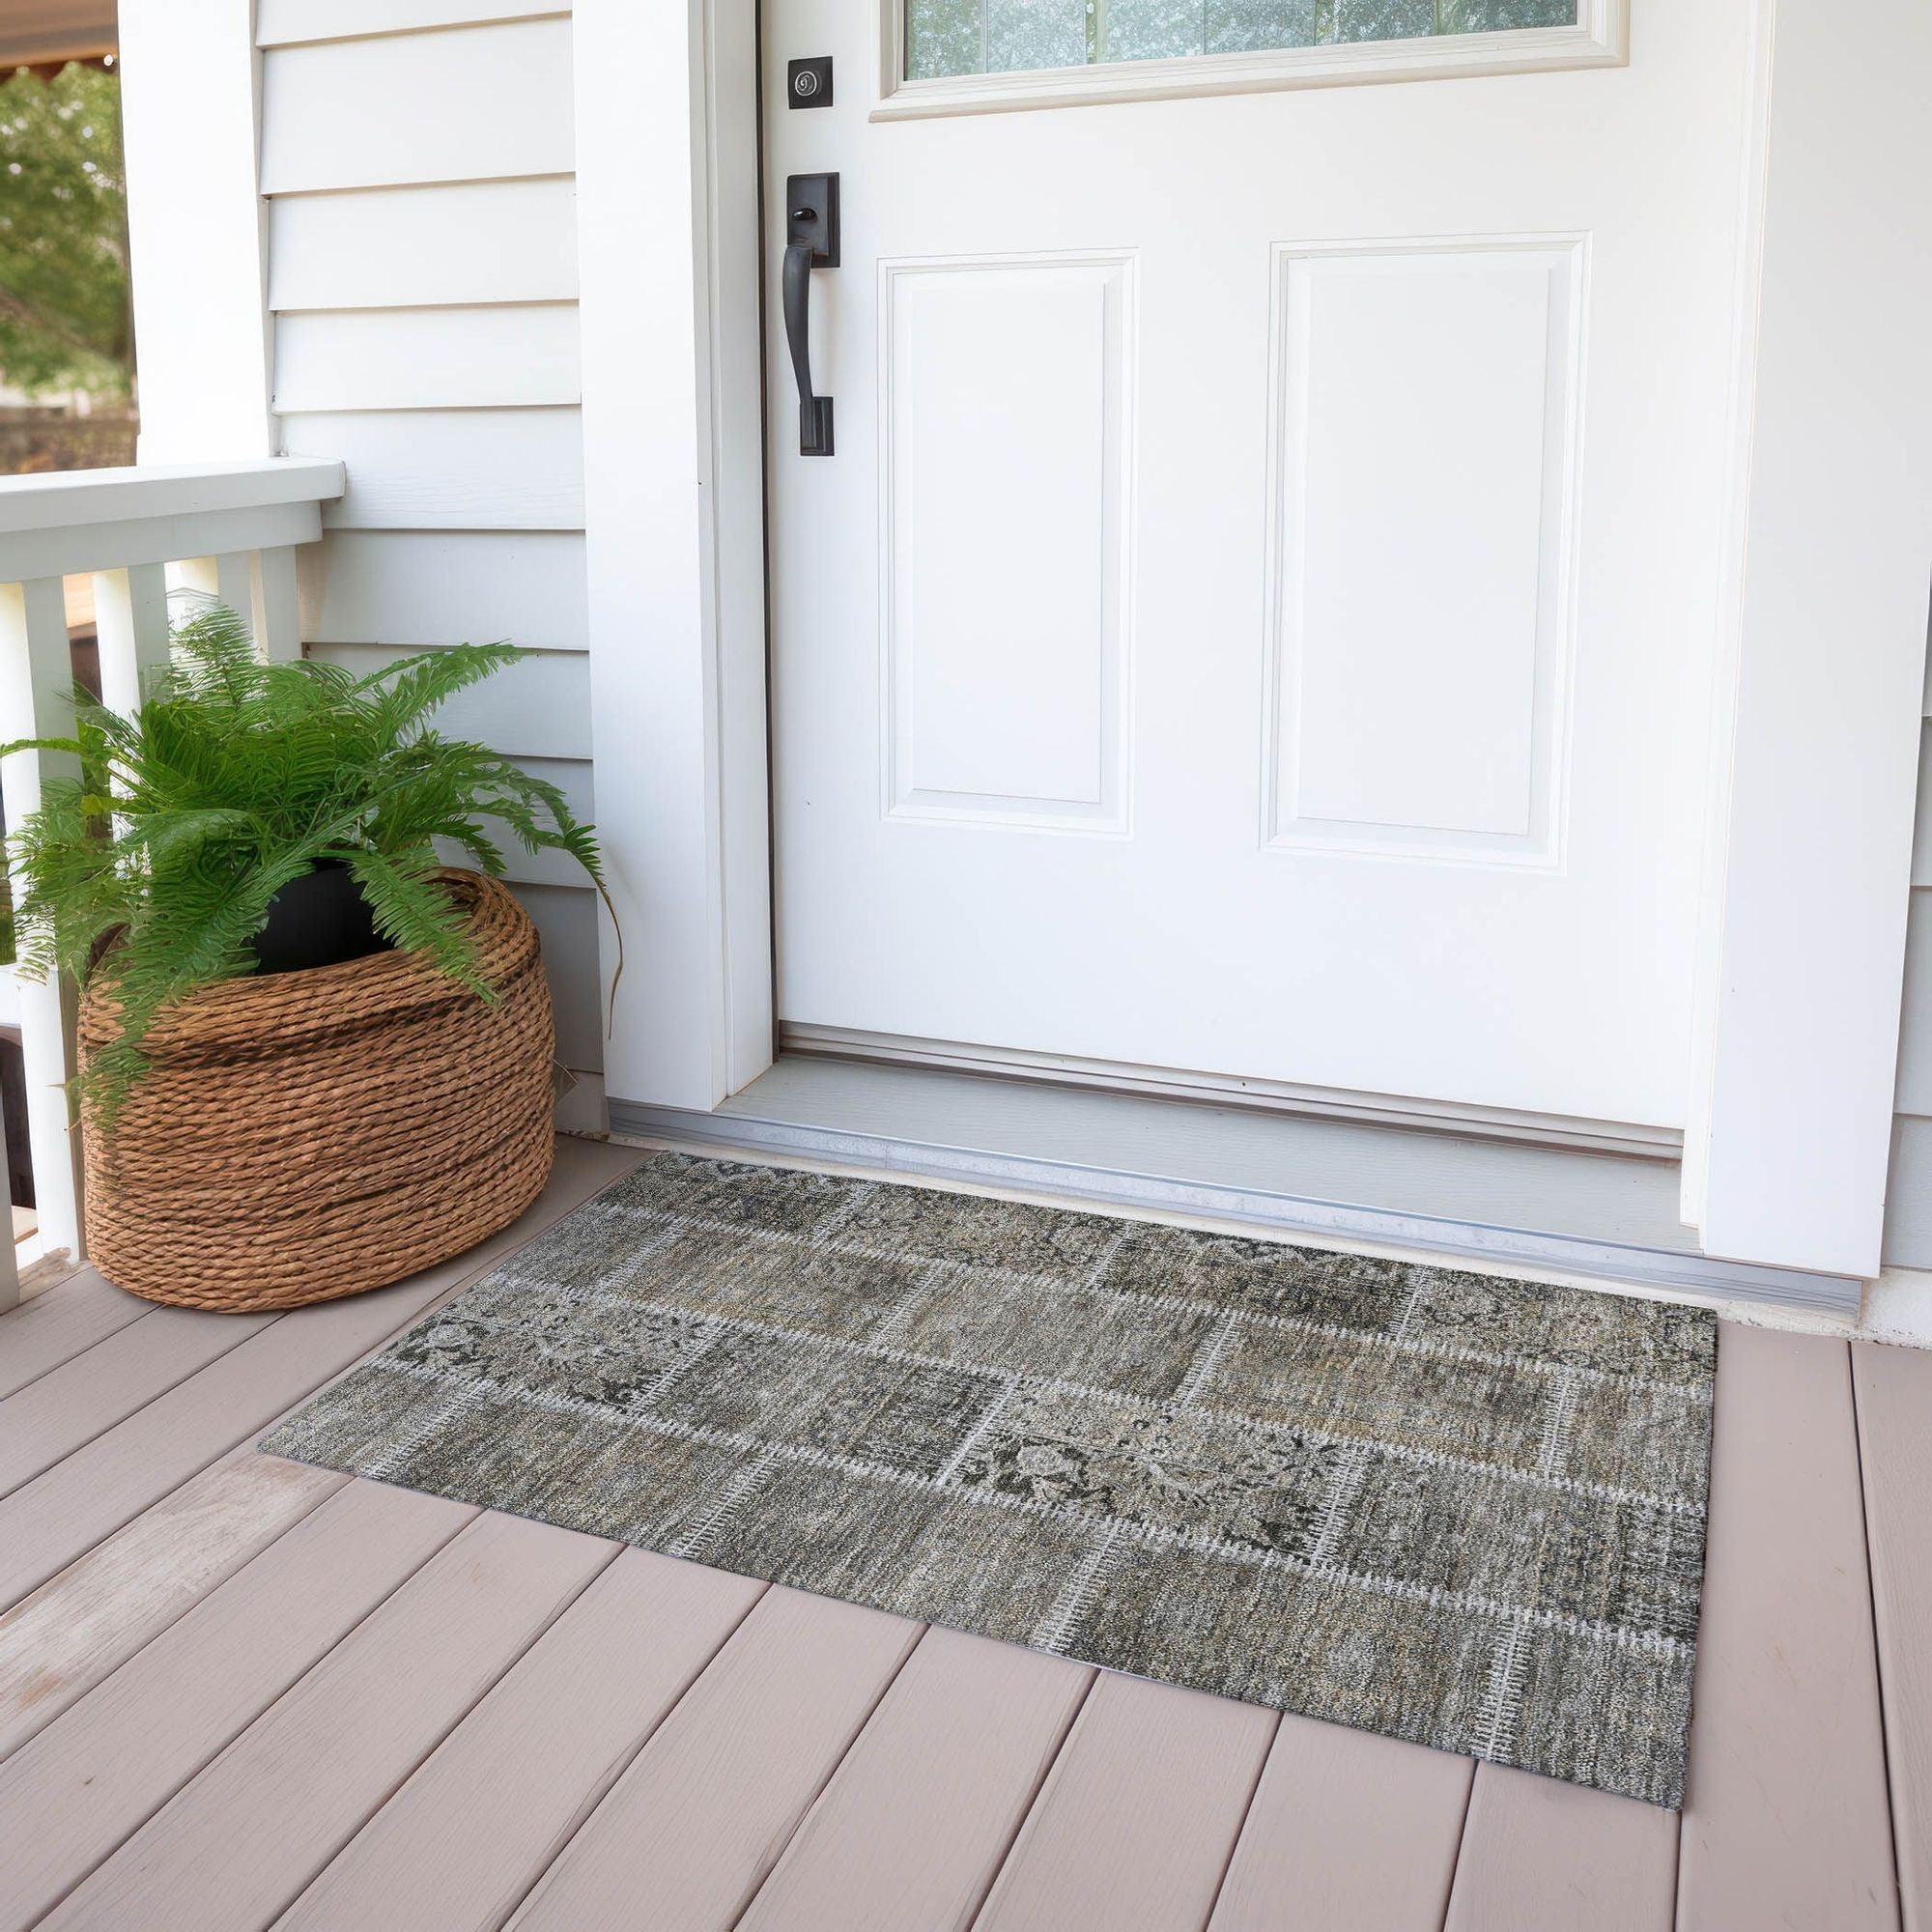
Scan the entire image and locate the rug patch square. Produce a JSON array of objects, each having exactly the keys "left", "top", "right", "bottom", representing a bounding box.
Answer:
[
  {"left": 888, "top": 1267, "right": 1222, "bottom": 1399},
  {"left": 1098, "top": 1223, "right": 1413, "bottom": 1330},
  {"left": 701, "top": 1460, "right": 1102, "bottom": 1647},
  {"left": 949, "top": 1381, "right": 1343, "bottom": 1556},
  {"left": 650, "top": 1324, "right": 1006, "bottom": 1478},
  {"left": 835, "top": 1182, "right": 1123, "bottom": 1274},
  {"left": 638, "top": 1223, "right": 928, "bottom": 1341},
  {"left": 1202, "top": 1321, "right": 1555, "bottom": 1473}
]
